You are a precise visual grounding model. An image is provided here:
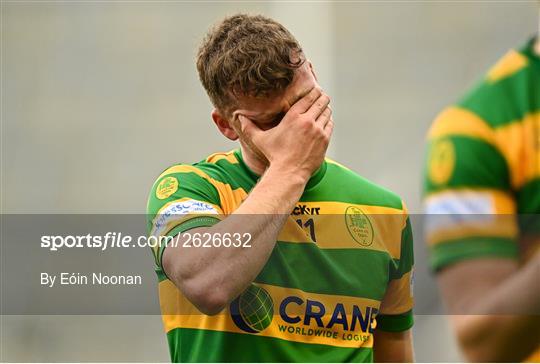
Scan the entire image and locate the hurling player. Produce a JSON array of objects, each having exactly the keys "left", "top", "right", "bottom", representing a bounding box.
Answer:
[
  {"left": 423, "top": 18, "right": 540, "bottom": 363},
  {"left": 148, "top": 14, "right": 414, "bottom": 362}
]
